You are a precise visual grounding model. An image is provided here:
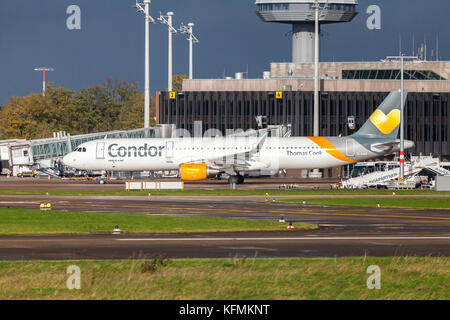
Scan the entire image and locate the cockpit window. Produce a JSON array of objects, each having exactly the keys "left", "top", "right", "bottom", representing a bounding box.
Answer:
[{"left": 82, "top": 148, "right": 86, "bottom": 152}]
